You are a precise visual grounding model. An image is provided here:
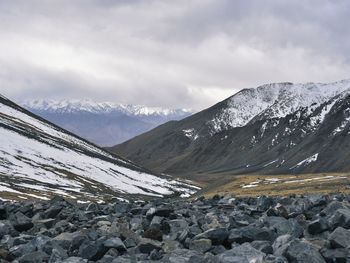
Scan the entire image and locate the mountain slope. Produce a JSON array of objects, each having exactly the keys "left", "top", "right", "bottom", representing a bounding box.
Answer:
[
  {"left": 21, "top": 99, "right": 193, "bottom": 146},
  {"left": 112, "top": 80, "right": 350, "bottom": 180},
  {"left": 0, "top": 95, "right": 198, "bottom": 201}
]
